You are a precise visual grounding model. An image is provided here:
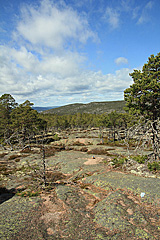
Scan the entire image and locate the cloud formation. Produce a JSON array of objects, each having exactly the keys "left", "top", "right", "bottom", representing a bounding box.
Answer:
[
  {"left": 0, "top": 0, "right": 137, "bottom": 106},
  {"left": 137, "top": 1, "right": 154, "bottom": 24},
  {"left": 104, "top": 7, "right": 120, "bottom": 29},
  {"left": 0, "top": 42, "right": 133, "bottom": 105},
  {"left": 115, "top": 57, "right": 128, "bottom": 65},
  {"left": 14, "top": 0, "right": 97, "bottom": 50}
]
